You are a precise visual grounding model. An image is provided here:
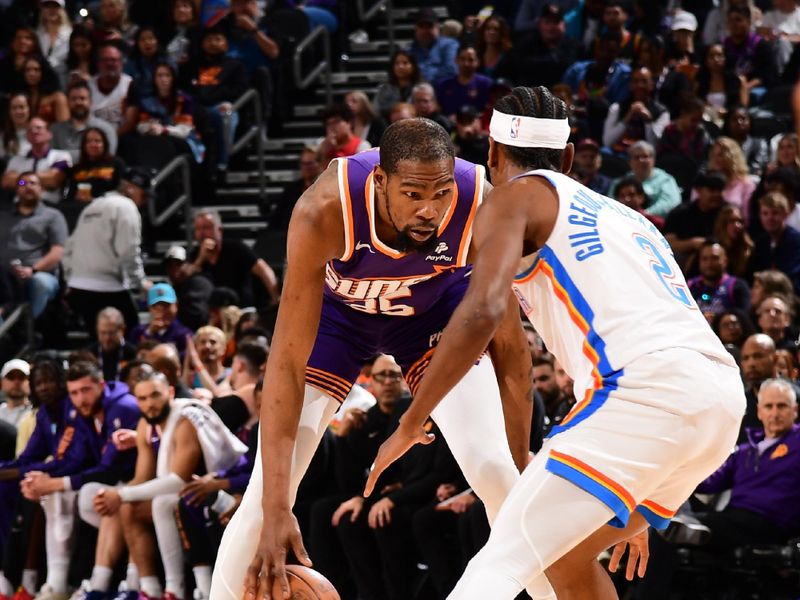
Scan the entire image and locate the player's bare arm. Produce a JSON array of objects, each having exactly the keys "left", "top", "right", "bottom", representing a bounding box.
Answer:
[
  {"left": 131, "top": 418, "right": 157, "bottom": 485},
  {"left": 245, "top": 162, "right": 345, "bottom": 600},
  {"left": 365, "top": 176, "right": 559, "bottom": 495},
  {"left": 170, "top": 419, "right": 203, "bottom": 481}
]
